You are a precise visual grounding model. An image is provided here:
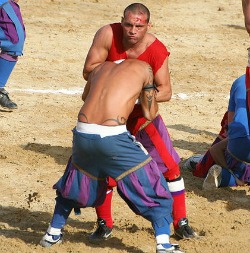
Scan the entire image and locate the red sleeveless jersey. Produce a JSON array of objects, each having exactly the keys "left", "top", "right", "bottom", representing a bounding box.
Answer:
[{"left": 106, "top": 23, "right": 170, "bottom": 75}]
